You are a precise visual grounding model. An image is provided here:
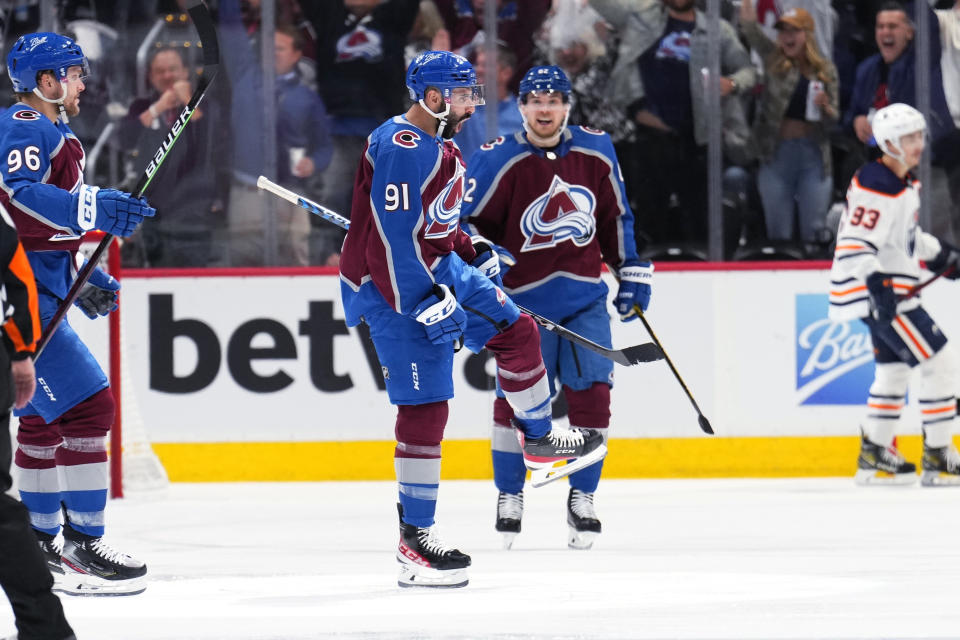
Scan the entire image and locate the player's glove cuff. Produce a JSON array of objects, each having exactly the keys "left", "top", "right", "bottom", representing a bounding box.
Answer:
[
  {"left": 866, "top": 272, "right": 897, "bottom": 324},
  {"left": 926, "top": 241, "right": 960, "bottom": 280}
]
